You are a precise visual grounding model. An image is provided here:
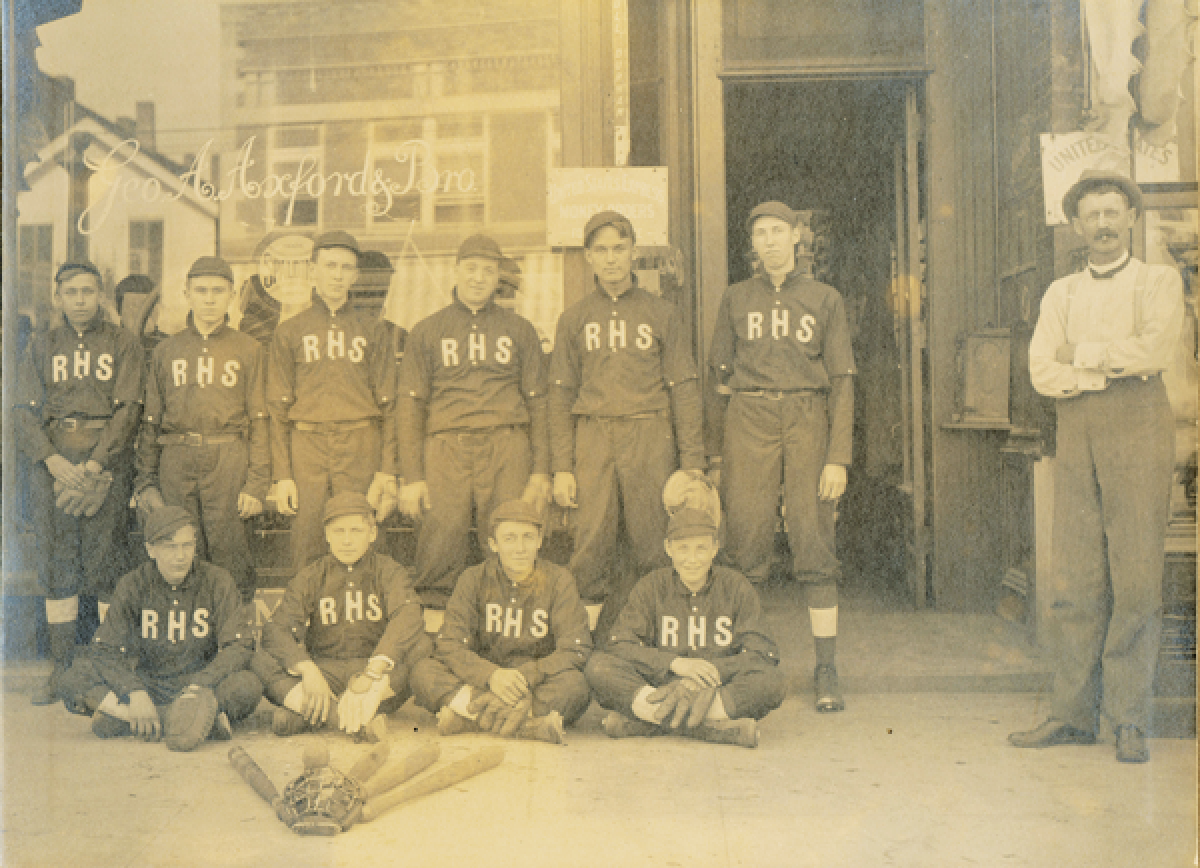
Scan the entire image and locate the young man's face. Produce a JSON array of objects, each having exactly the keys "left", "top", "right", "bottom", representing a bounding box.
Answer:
[
  {"left": 57, "top": 273, "right": 103, "bottom": 328},
  {"left": 584, "top": 226, "right": 634, "bottom": 287},
  {"left": 456, "top": 256, "right": 500, "bottom": 311},
  {"left": 311, "top": 247, "right": 359, "bottom": 309},
  {"left": 325, "top": 513, "right": 377, "bottom": 565},
  {"left": 488, "top": 520, "right": 543, "bottom": 583},
  {"left": 750, "top": 216, "right": 802, "bottom": 274},
  {"left": 665, "top": 533, "right": 719, "bottom": 590},
  {"left": 1071, "top": 190, "right": 1136, "bottom": 263},
  {"left": 184, "top": 276, "right": 235, "bottom": 331},
  {"left": 147, "top": 524, "right": 198, "bottom": 583}
]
